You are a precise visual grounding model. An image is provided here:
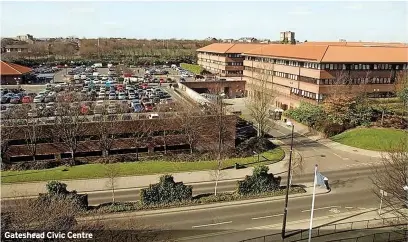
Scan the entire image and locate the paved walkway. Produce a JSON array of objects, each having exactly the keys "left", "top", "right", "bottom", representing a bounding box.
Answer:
[{"left": 2, "top": 159, "right": 288, "bottom": 198}]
